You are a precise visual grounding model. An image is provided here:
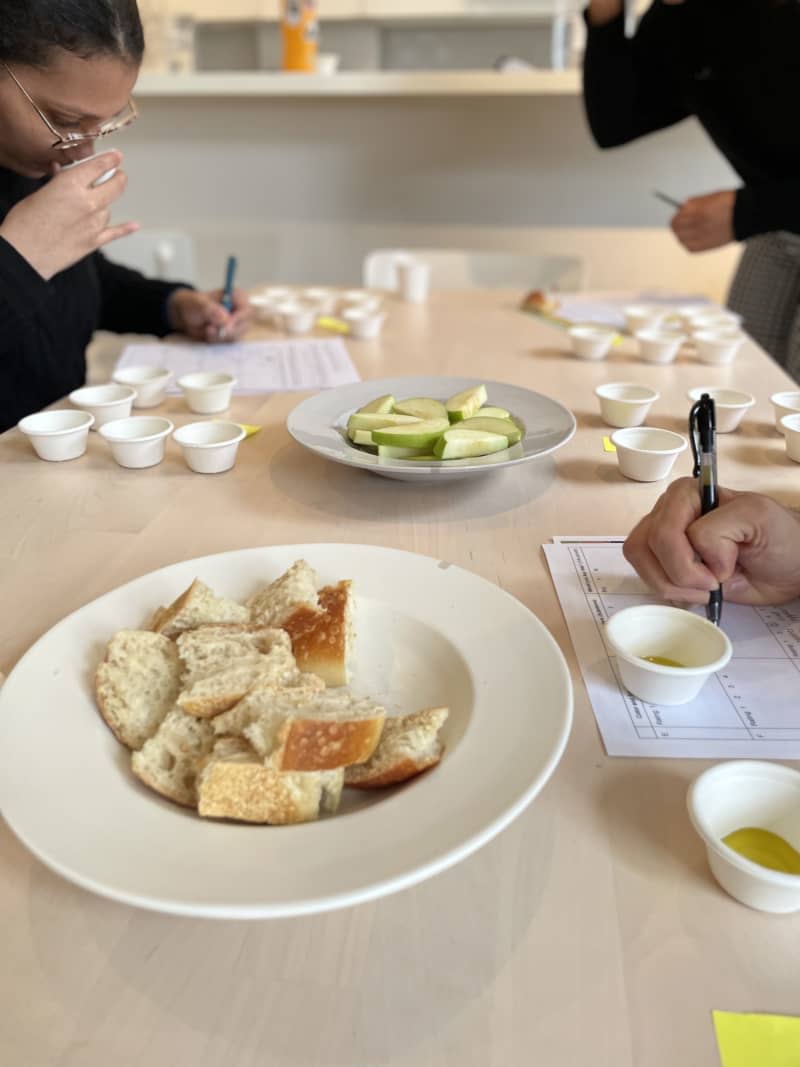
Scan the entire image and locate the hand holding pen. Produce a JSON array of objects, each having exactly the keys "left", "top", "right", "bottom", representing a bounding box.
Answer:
[{"left": 689, "top": 394, "right": 722, "bottom": 624}]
